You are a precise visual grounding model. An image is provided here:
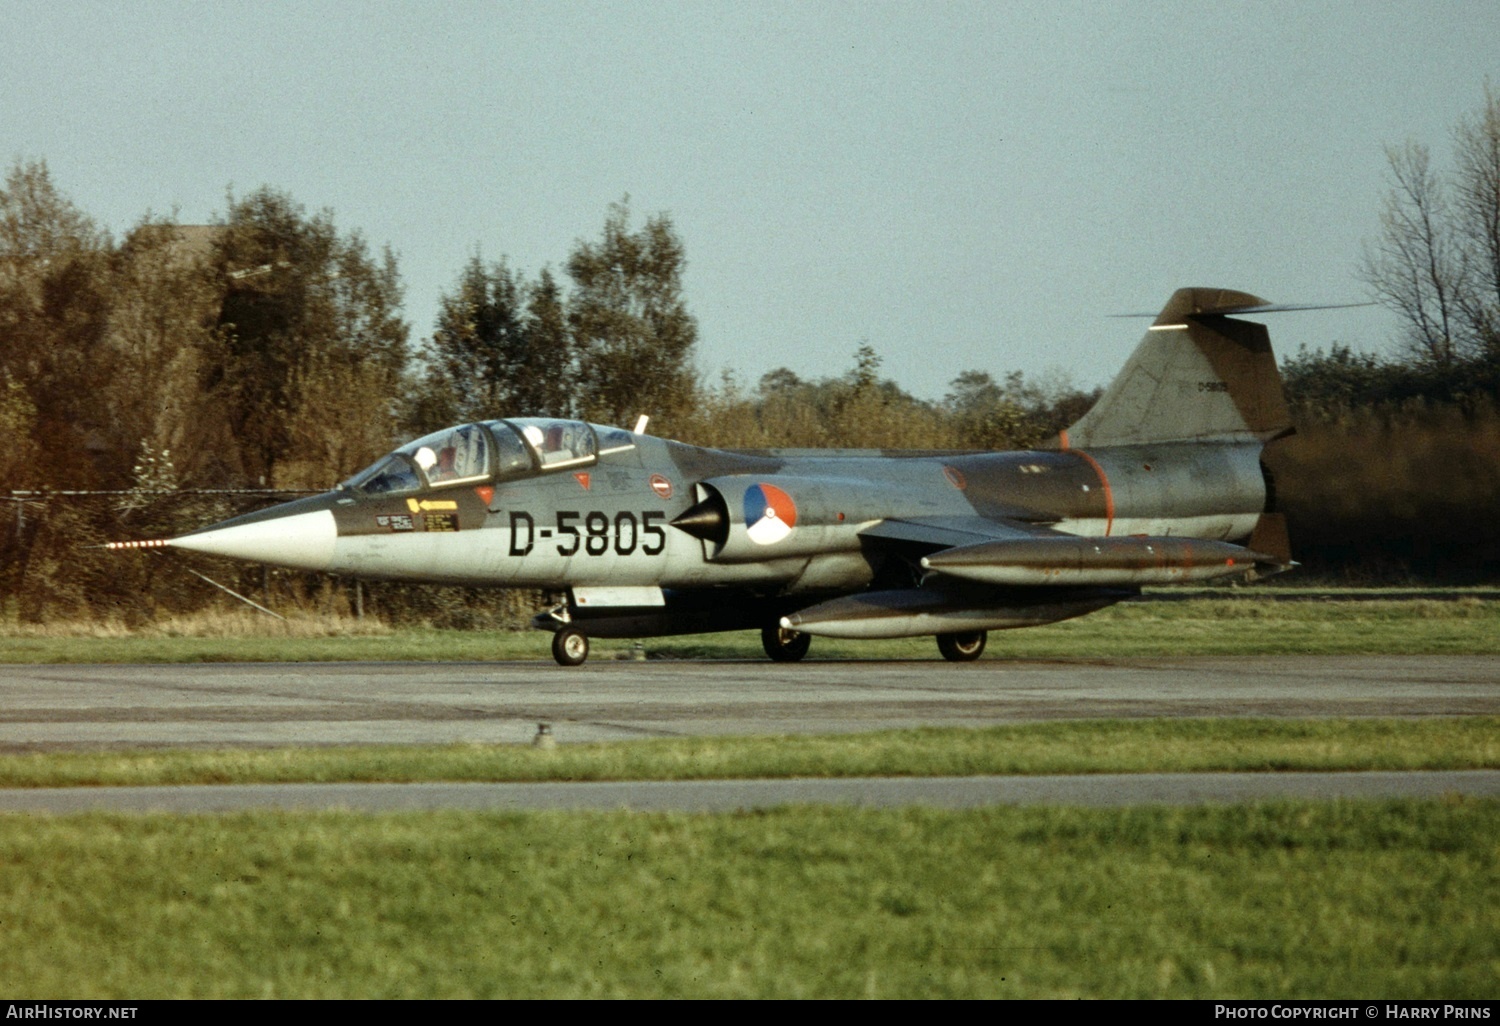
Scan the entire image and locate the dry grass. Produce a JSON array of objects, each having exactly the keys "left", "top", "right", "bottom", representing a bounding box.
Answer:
[{"left": 4, "top": 609, "right": 394, "bottom": 640}]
